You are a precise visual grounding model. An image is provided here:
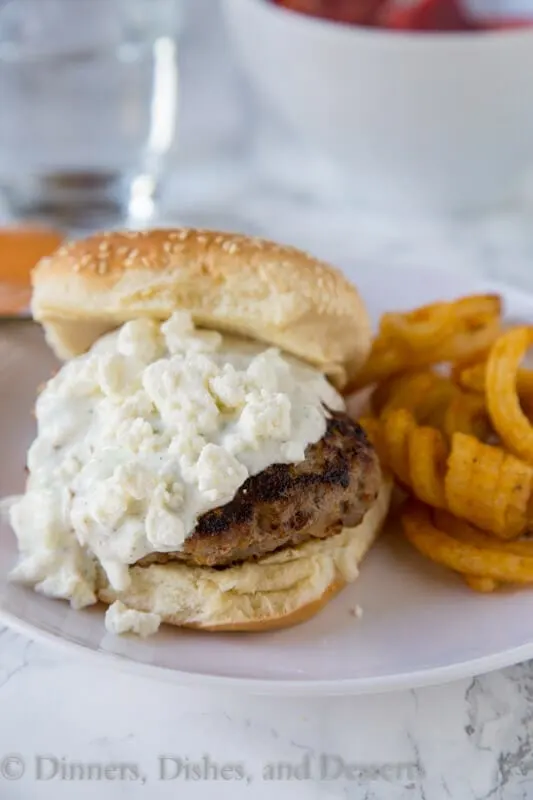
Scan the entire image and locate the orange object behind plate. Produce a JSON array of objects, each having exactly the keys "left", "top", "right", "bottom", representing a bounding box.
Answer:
[{"left": 0, "top": 227, "right": 64, "bottom": 315}]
